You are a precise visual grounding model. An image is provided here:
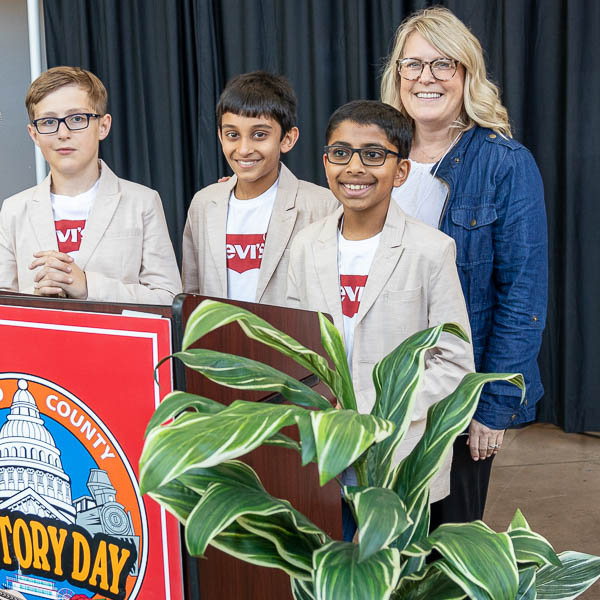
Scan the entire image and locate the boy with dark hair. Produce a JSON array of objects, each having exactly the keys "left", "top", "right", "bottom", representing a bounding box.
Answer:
[
  {"left": 182, "top": 71, "right": 337, "bottom": 305},
  {"left": 287, "top": 100, "right": 474, "bottom": 506},
  {"left": 0, "top": 66, "right": 181, "bottom": 303}
]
